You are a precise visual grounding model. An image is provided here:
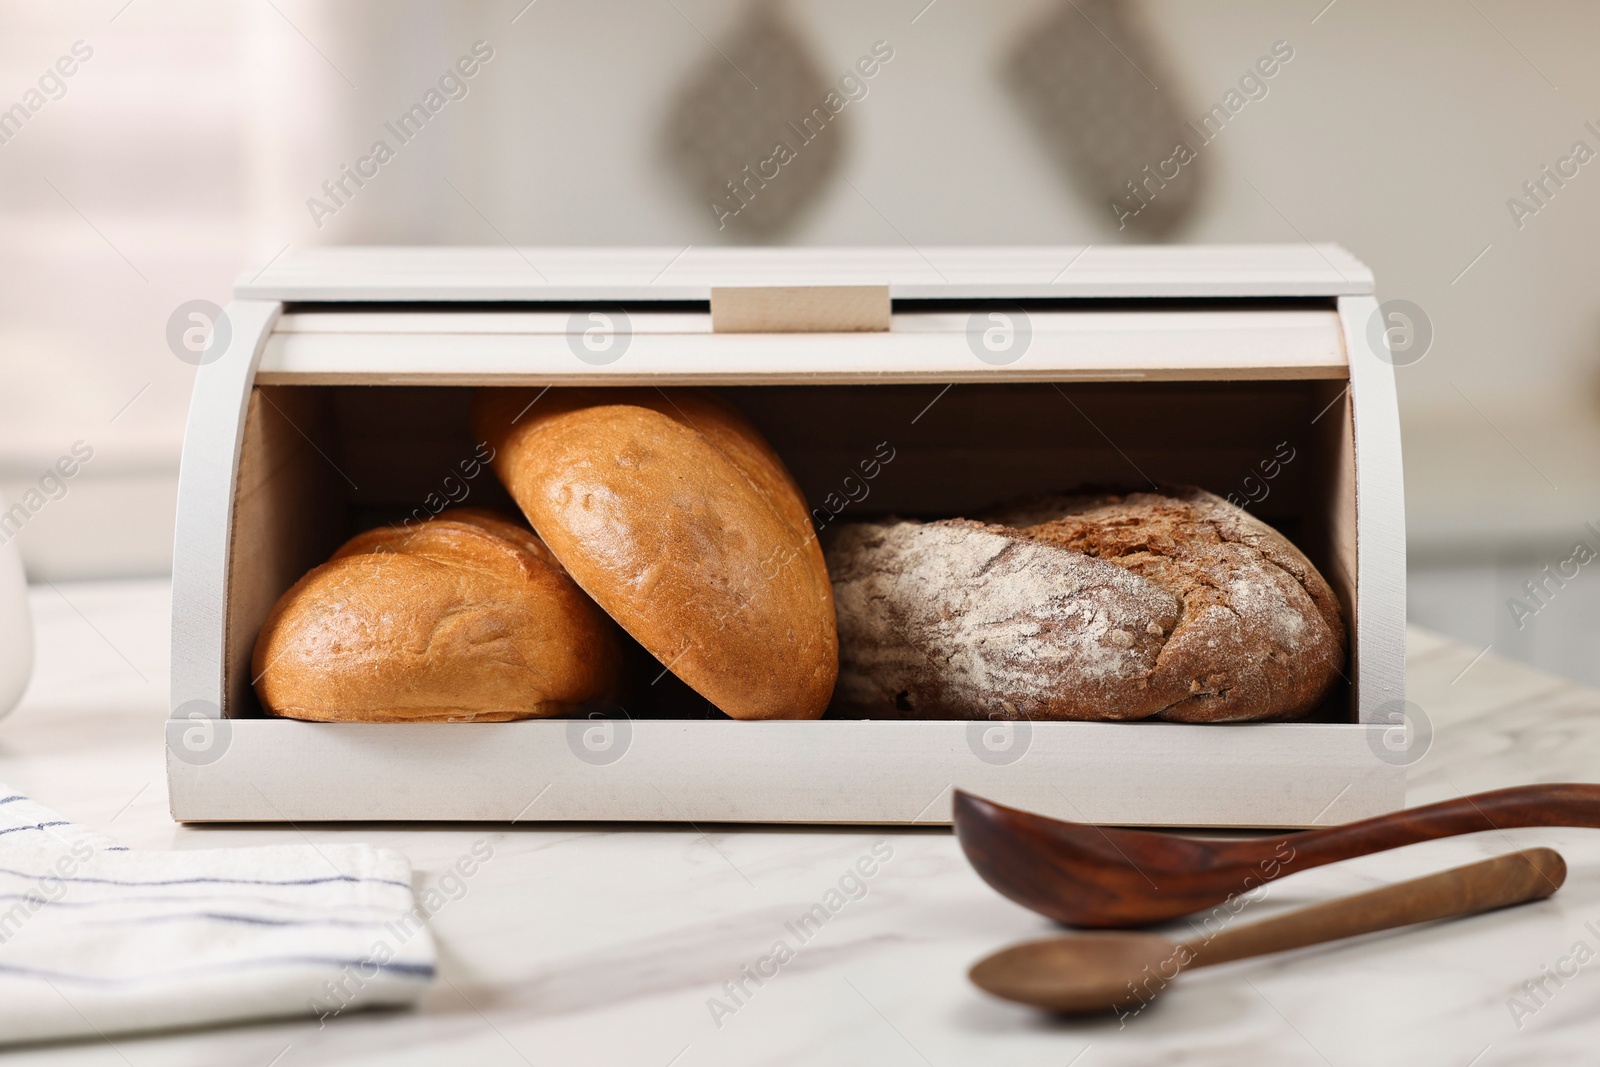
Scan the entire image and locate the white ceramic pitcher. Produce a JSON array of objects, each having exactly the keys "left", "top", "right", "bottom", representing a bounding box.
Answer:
[{"left": 0, "top": 491, "right": 34, "bottom": 718}]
